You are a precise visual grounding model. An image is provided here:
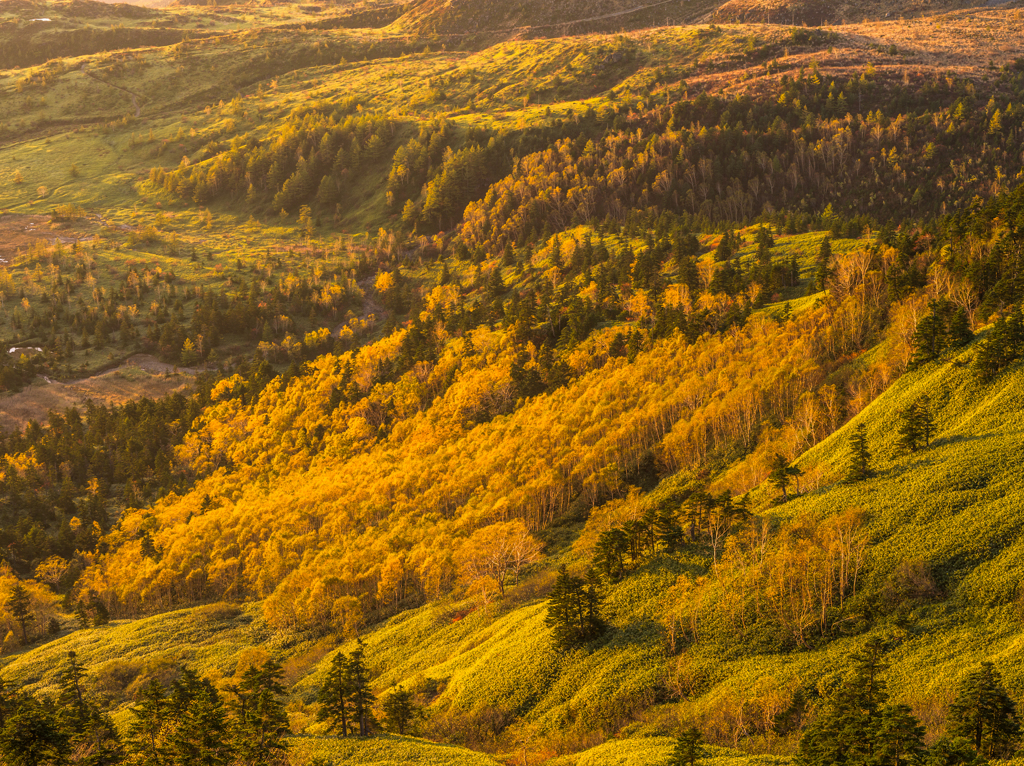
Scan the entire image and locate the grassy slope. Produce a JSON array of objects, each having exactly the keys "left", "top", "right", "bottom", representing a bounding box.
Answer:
[
  {"left": 288, "top": 734, "right": 502, "bottom": 764},
  {"left": 308, "top": 336, "right": 1024, "bottom": 759},
  {"left": 0, "top": 602, "right": 265, "bottom": 697},
  {"left": 292, "top": 339, "right": 1024, "bottom": 756},
  {"left": 6, "top": 4, "right": 1024, "bottom": 765},
  {"left": 772, "top": 337, "right": 1024, "bottom": 699},
  {"left": 5, "top": 297, "right": 1024, "bottom": 758}
]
